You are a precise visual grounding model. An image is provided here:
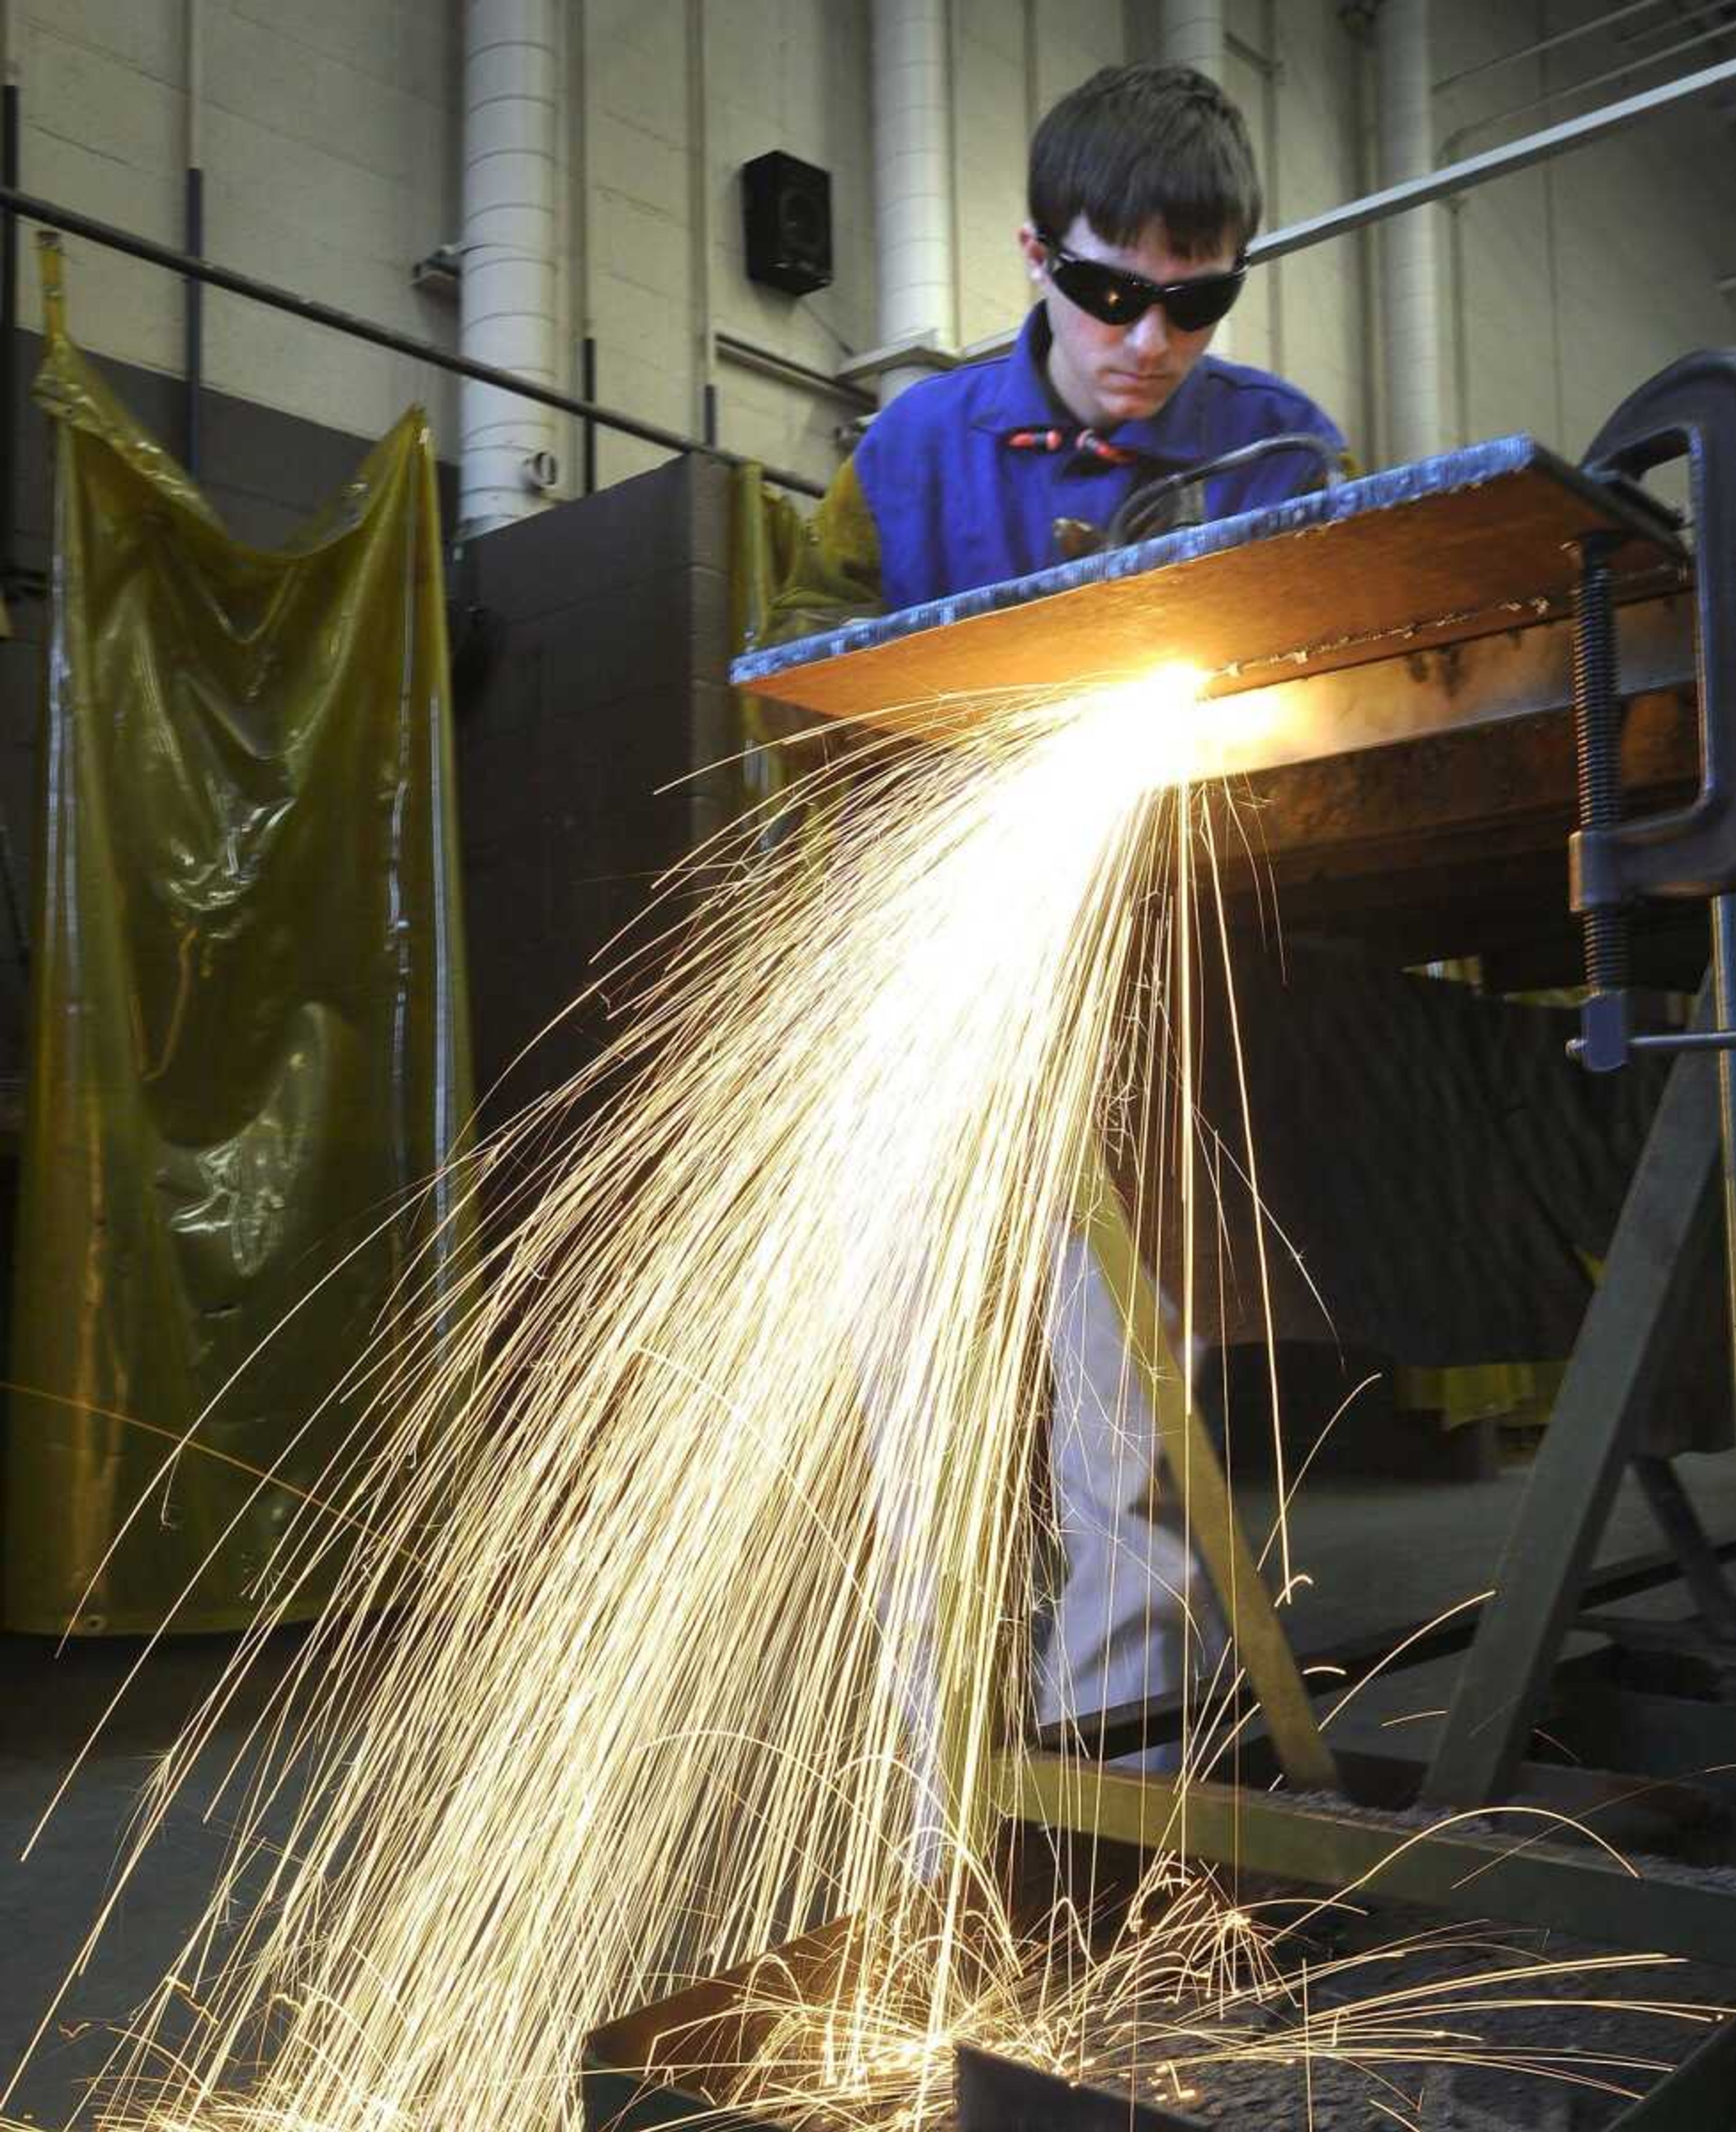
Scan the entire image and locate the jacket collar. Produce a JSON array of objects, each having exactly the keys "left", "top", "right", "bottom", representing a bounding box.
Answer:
[{"left": 975, "top": 305, "right": 1211, "bottom": 464}]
